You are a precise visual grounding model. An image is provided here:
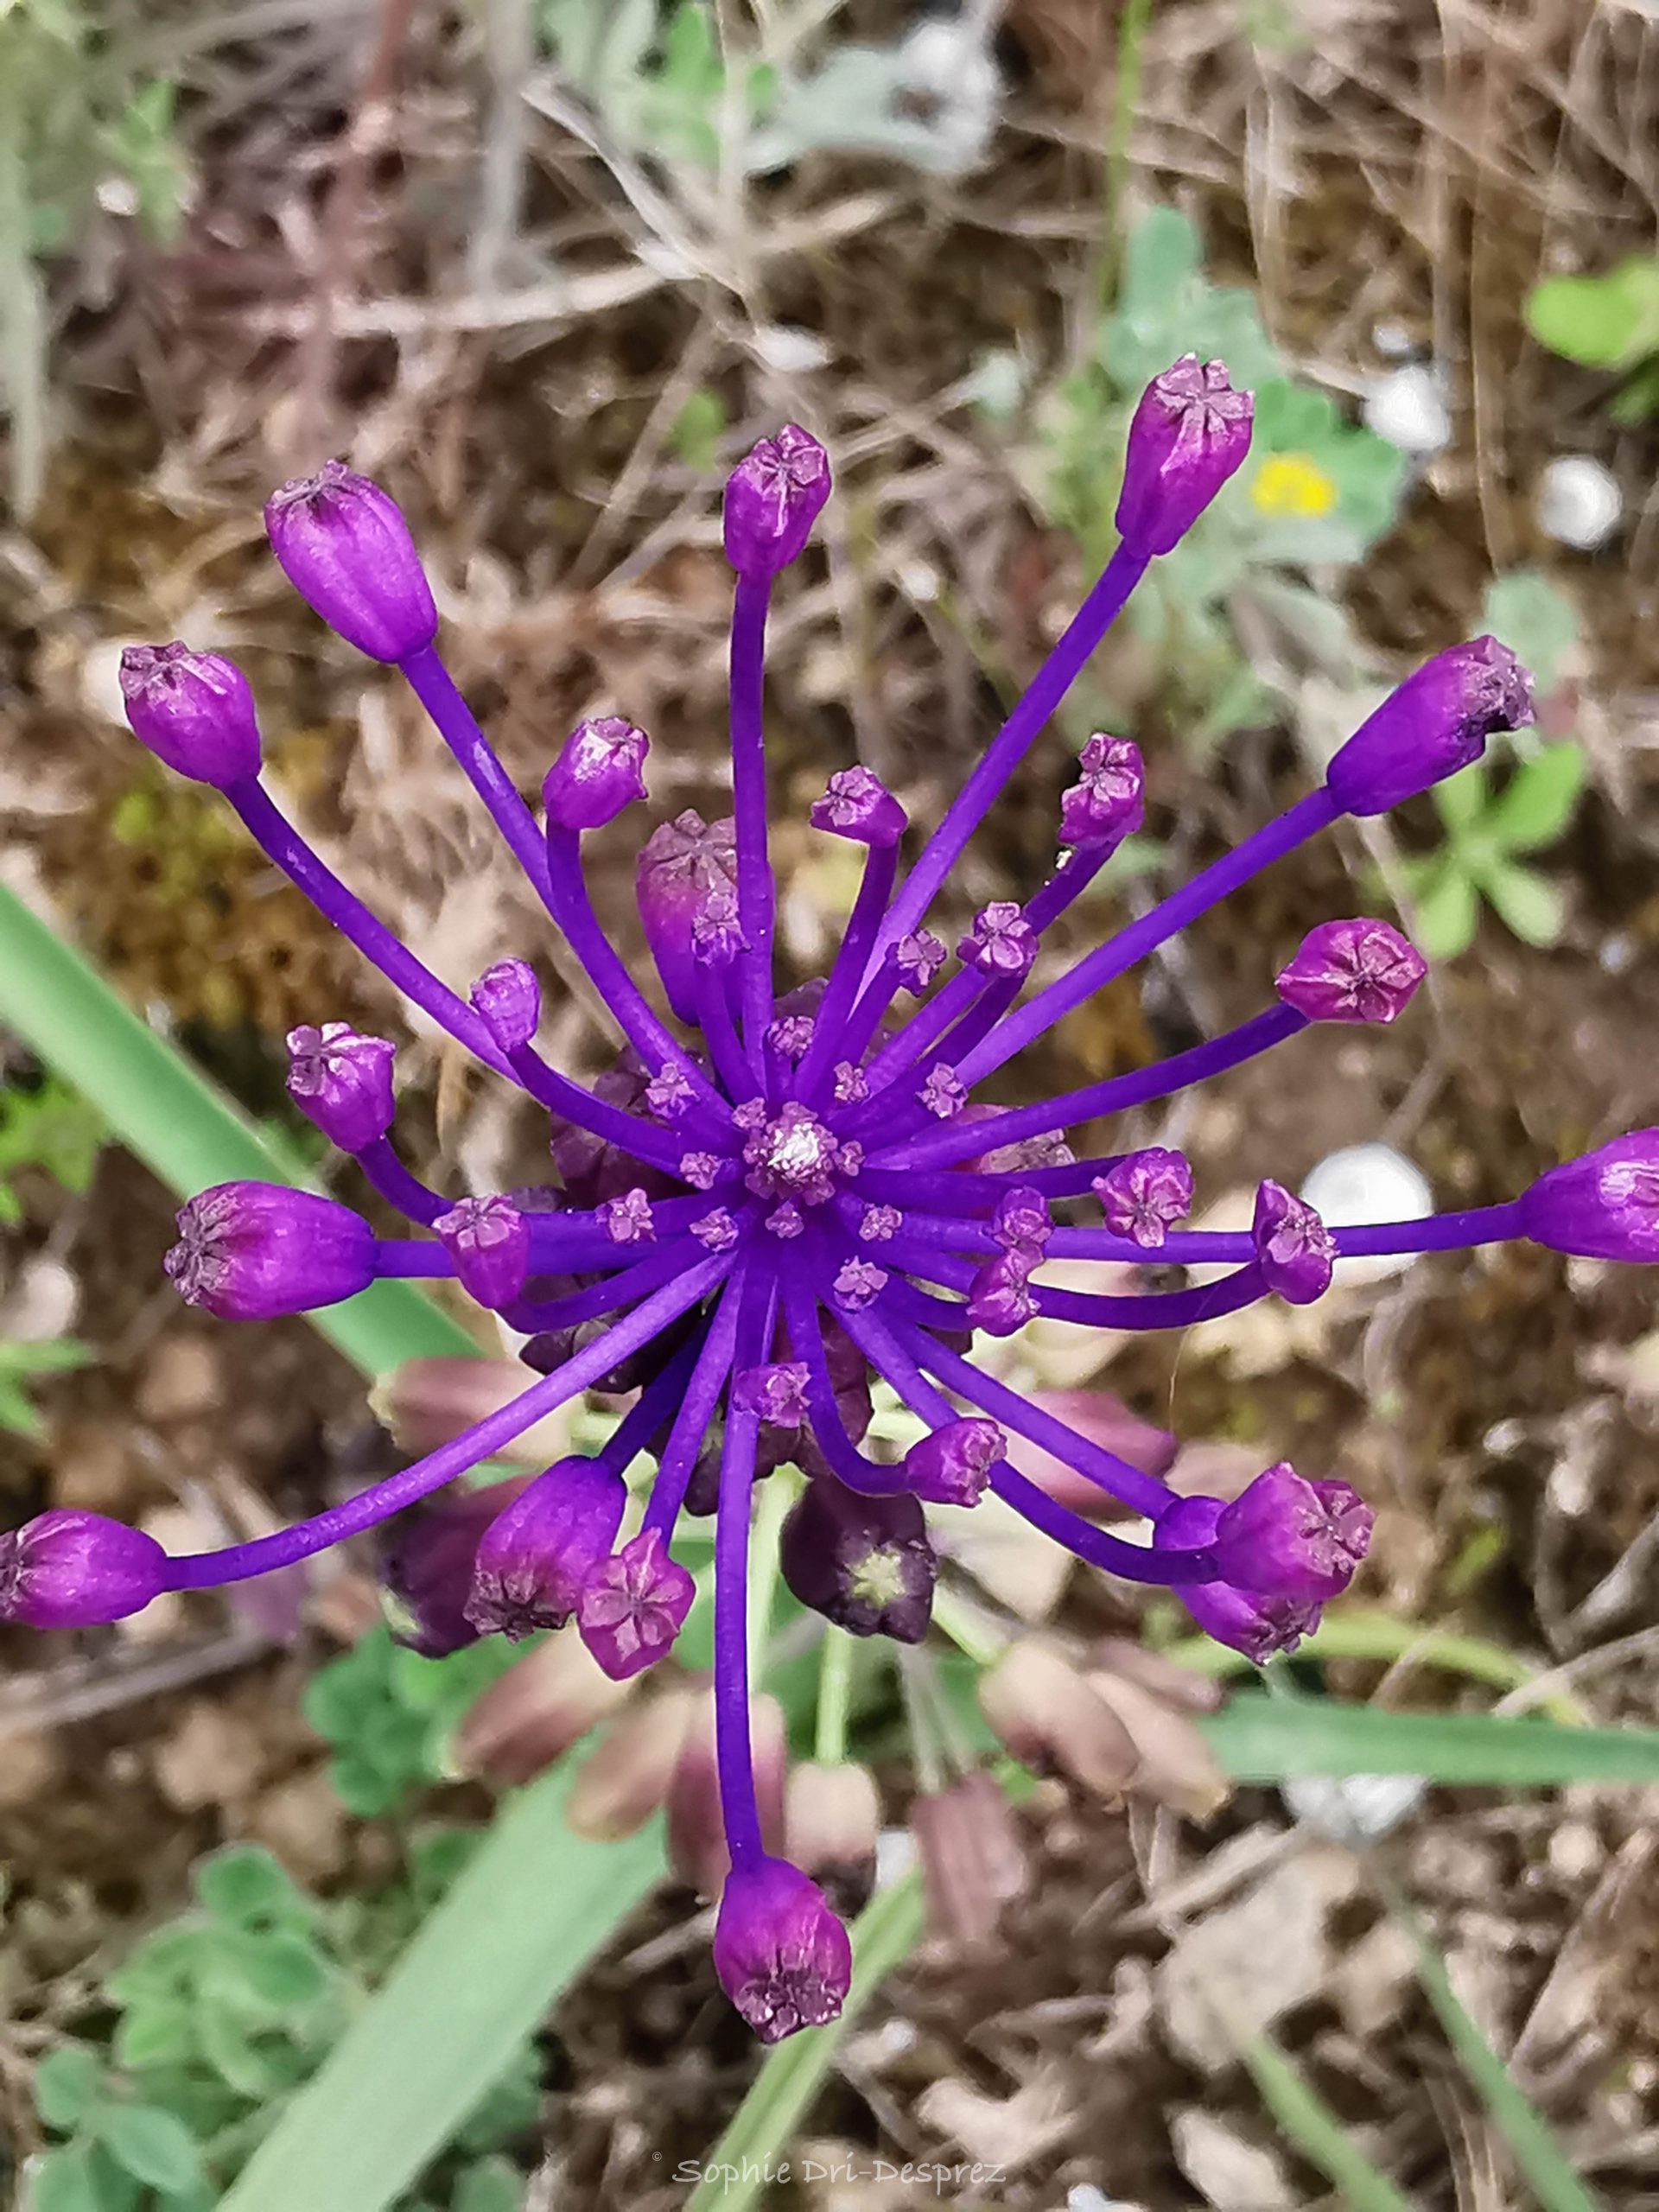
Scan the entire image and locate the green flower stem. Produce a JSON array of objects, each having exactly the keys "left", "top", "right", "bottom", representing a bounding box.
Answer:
[{"left": 813, "top": 1627, "right": 856, "bottom": 1768}]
